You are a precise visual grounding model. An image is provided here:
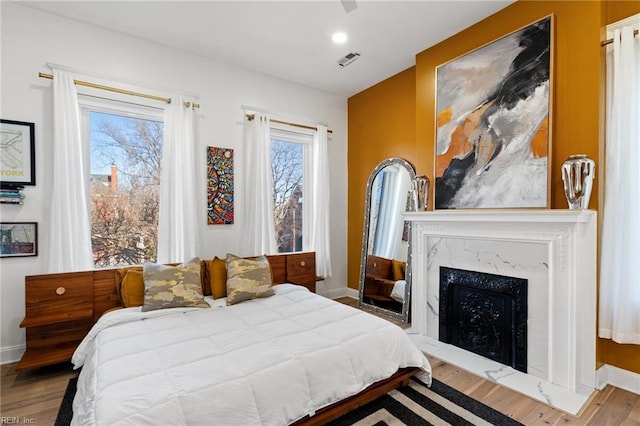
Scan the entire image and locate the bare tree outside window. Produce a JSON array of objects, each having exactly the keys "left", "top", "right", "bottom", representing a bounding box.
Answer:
[
  {"left": 271, "top": 139, "right": 303, "bottom": 253},
  {"left": 90, "top": 111, "right": 163, "bottom": 267}
]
